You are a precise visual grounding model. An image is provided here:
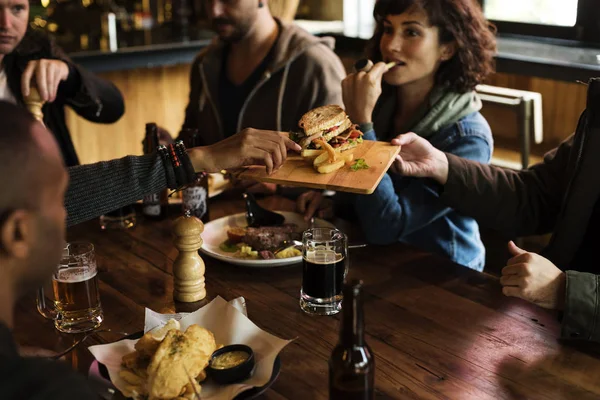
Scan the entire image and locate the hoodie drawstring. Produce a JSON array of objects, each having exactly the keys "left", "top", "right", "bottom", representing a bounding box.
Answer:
[{"left": 276, "top": 62, "right": 291, "bottom": 132}]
